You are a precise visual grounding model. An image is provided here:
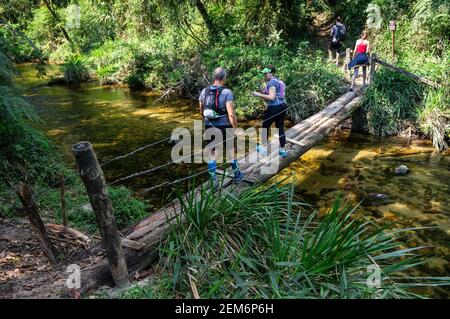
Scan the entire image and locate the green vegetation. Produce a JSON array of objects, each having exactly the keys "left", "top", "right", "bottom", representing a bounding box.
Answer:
[
  {"left": 1, "top": 0, "right": 449, "bottom": 299},
  {"left": 359, "top": 0, "right": 449, "bottom": 150},
  {"left": 1, "top": 1, "right": 447, "bottom": 147},
  {"left": 60, "top": 55, "right": 90, "bottom": 84},
  {"left": 118, "top": 180, "right": 447, "bottom": 299},
  {"left": 0, "top": 49, "right": 146, "bottom": 234}
]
